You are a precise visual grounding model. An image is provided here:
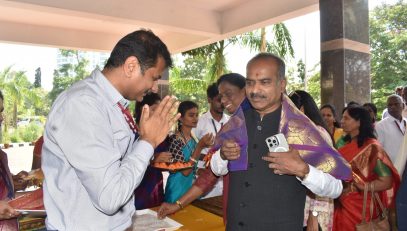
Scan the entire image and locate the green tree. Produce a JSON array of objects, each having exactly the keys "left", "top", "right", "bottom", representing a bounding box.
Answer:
[
  {"left": 306, "top": 64, "right": 322, "bottom": 107},
  {"left": 170, "top": 55, "right": 209, "bottom": 112},
  {"left": 34, "top": 67, "right": 41, "bottom": 88},
  {"left": 296, "top": 59, "right": 306, "bottom": 83},
  {"left": 0, "top": 66, "right": 42, "bottom": 128},
  {"left": 48, "top": 49, "right": 90, "bottom": 103},
  {"left": 370, "top": 1, "right": 407, "bottom": 114},
  {"left": 182, "top": 39, "right": 235, "bottom": 84},
  {"left": 171, "top": 23, "right": 294, "bottom": 111},
  {"left": 240, "top": 23, "right": 294, "bottom": 58}
]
